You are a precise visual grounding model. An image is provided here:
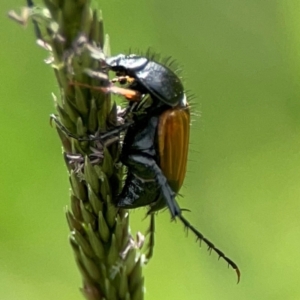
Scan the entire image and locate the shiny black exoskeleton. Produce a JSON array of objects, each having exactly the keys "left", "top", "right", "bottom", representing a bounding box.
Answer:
[
  {"left": 106, "top": 54, "right": 185, "bottom": 107},
  {"left": 117, "top": 100, "right": 181, "bottom": 217},
  {"left": 106, "top": 54, "right": 186, "bottom": 217},
  {"left": 104, "top": 54, "right": 240, "bottom": 281}
]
